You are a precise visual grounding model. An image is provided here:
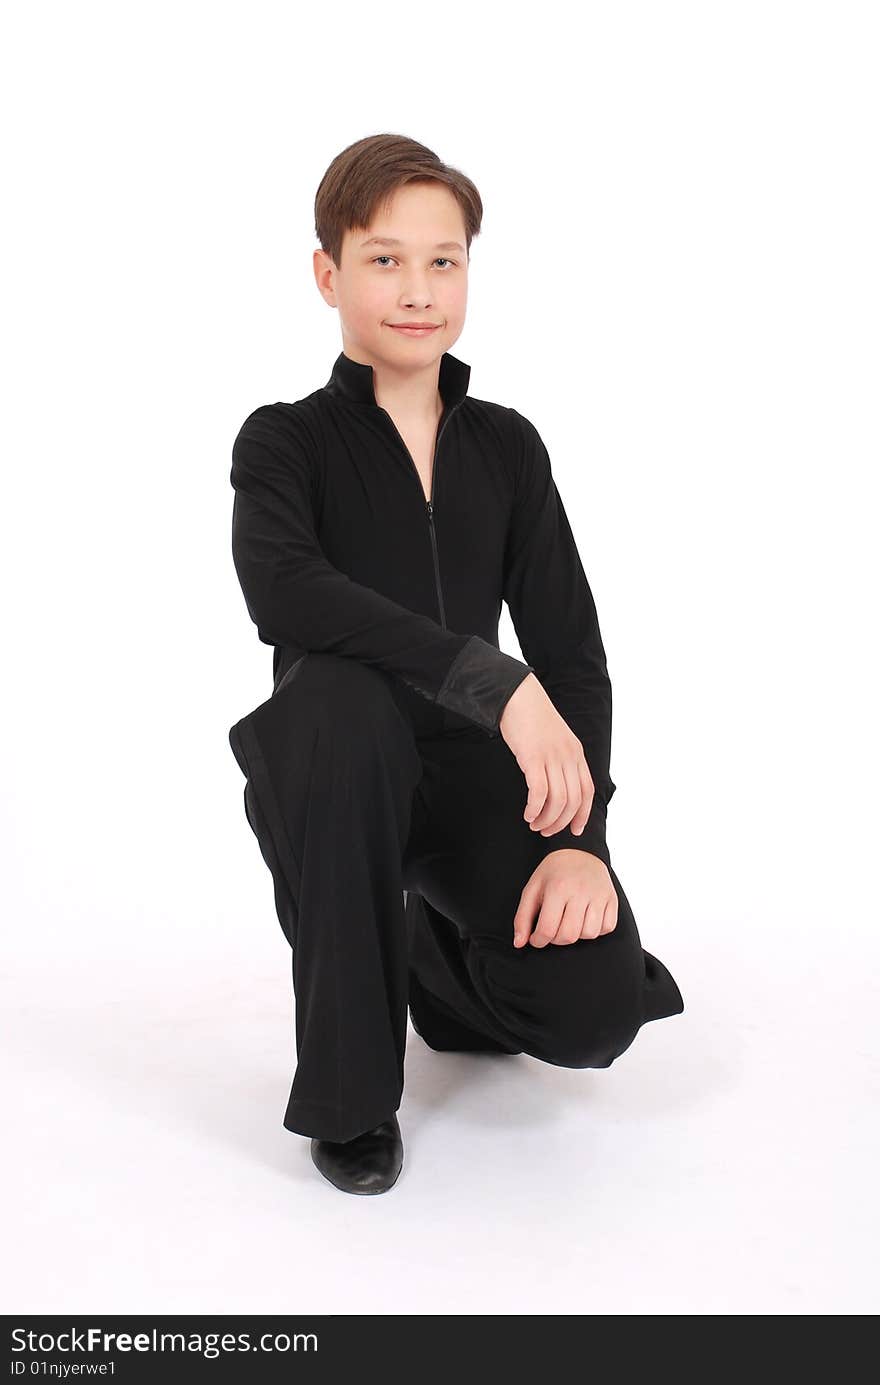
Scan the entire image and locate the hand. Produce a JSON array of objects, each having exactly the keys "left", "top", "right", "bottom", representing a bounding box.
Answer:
[
  {"left": 499, "top": 674, "right": 595, "bottom": 837},
  {"left": 512, "top": 851, "right": 618, "bottom": 948}
]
